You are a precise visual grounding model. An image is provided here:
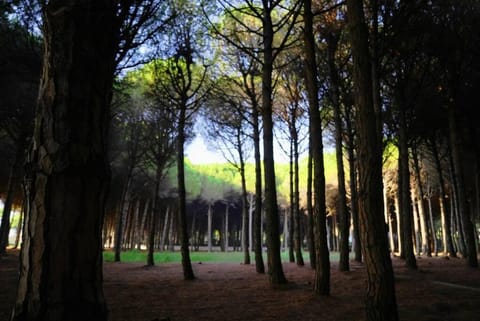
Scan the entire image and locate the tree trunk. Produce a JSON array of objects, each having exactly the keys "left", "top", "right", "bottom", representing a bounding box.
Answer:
[
  {"left": 326, "top": 31, "right": 350, "bottom": 271},
  {"left": 114, "top": 178, "right": 131, "bottom": 262},
  {"left": 306, "top": 144, "right": 316, "bottom": 268},
  {"left": 13, "top": 203, "right": 24, "bottom": 249},
  {"left": 412, "top": 147, "right": 431, "bottom": 256},
  {"left": 448, "top": 102, "right": 478, "bottom": 267},
  {"left": 207, "top": 203, "right": 213, "bottom": 252},
  {"left": 288, "top": 148, "right": 295, "bottom": 262},
  {"left": 178, "top": 104, "right": 195, "bottom": 280},
  {"left": 346, "top": 0, "right": 399, "bottom": 320},
  {"left": 252, "top": 93, "right": 265, "bottom": 274},
  {"left": 397, "top": 103, "right": 417, "bottom": 269},
  {"left": 224, "top": 203, "right": 229, "bottom": 252},
  {"left": 345, "top": 107, "right": 362, "bottom": 262},
  {"left": 304, "top": 0, "right": 330, "bottom": 295},
  {"left": 11, "top": 2, "right": 116, "bottom": 319},
  {"left": 293, "top": 128, "right": 304, "bottom": 266},
  {"left": 261, "top": 5, "right": 286, "bottom": 285},
  {"left": 239, "top": 139, "right": 251, "bottom": 264},
  {"left": 137, "top": 199, "right": 150, "bottom": 250}
]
